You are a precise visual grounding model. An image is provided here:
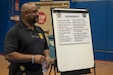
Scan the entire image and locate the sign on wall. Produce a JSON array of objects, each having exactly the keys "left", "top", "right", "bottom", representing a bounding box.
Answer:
[{"left": 38, "top": 12, "right": 46, "bottom": 24}]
